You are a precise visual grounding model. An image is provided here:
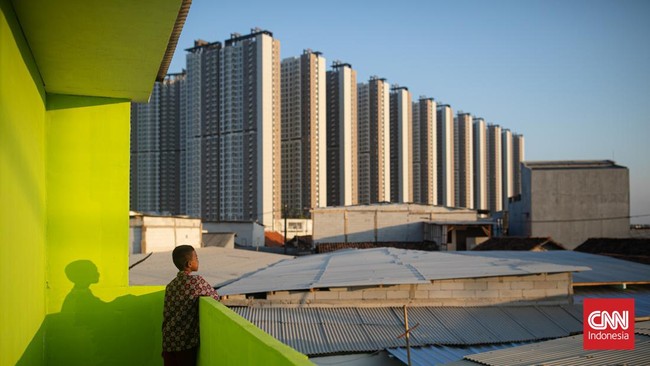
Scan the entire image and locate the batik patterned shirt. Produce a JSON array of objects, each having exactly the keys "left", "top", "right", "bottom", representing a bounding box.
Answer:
[{"left": 162, "top": 271, "right": 219, "bottom": 352}]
